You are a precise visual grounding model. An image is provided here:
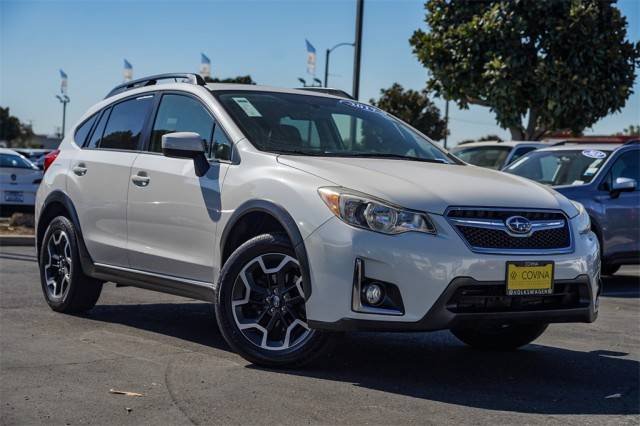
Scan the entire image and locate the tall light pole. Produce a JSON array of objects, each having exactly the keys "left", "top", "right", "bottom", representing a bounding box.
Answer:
[
  {"left": 444, "top": 100, "right": 449, "bottom": 149},
  {"left": 352, "top": 0, "right": 364, "bottom": 100},
  {"left": 324, "top": 42, "right": 354, "bottom": 87},
  {"left": 55, "top": 95, "right": 70, "bottom": 139}
]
